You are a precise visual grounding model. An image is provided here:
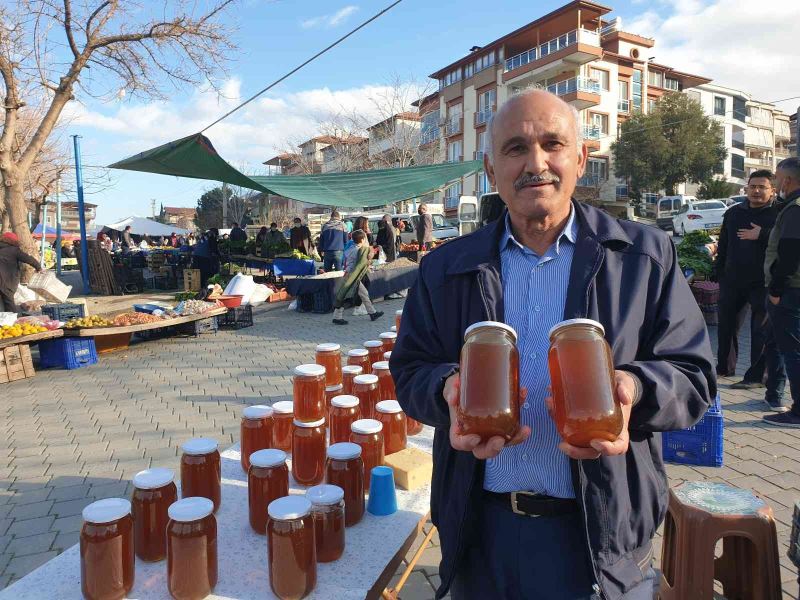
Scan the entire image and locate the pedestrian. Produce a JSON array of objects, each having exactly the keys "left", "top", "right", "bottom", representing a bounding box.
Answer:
[
  {"left": 416, "top": 203, "right": 434, "bottom": 250},
  {"left": 714, "top": 169, "right": 780, "bottom": 385},
  {"left": 763, "top": 156, "right": 800, "bottom": 426},
  {"left": 230, "top": 222, "right": 248, "bottom": 254},
  {"left": 289, "top": 217, "right": 313, "bottom": 256},
  {"left": 376, "top": 214, "right": 397, "bottom": 263},
  {"left": 353, "top": 216, "right": 374, "bottom": 246},
  {"left": 390, "top": 88, "right": 715, "bottom": 600},
  {"left": 121, "top": 225, "right": 133, "bottom": 250},
  {"left": 0, "top": 232, "right": 42, "bottom": 313},
  {"left": 320, "top": 211, "right": 348, "bottom": 271},
  {"left": 192, "top": 229, "right": 221, "bottom": 287},
  {"left": 331, "top": 230, "right": 384, "bottom": 326},
  {"left": 170, "top": 232, "right": 179, "bottom": 248}
]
